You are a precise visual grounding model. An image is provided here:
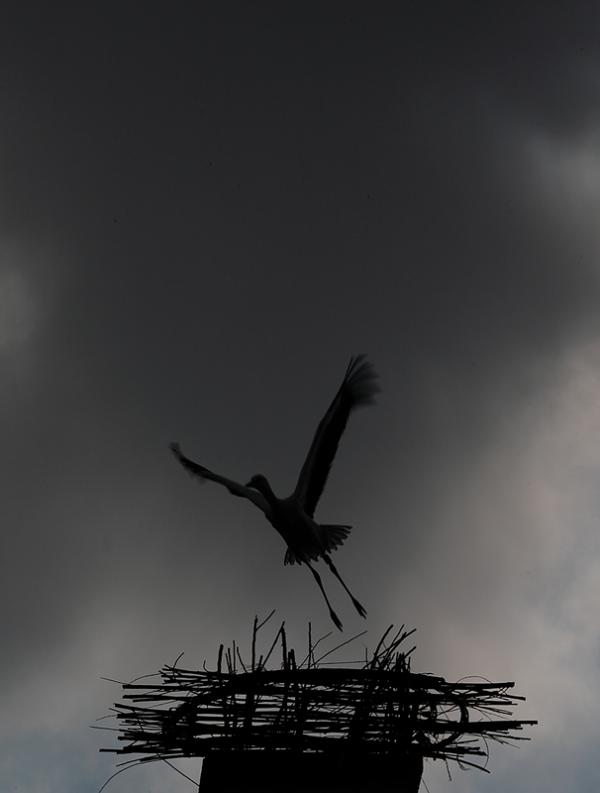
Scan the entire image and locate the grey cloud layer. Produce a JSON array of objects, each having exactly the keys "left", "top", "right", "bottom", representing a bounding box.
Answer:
[{"left": 1, "top": 4, "right": 600, "bottom": 791}]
